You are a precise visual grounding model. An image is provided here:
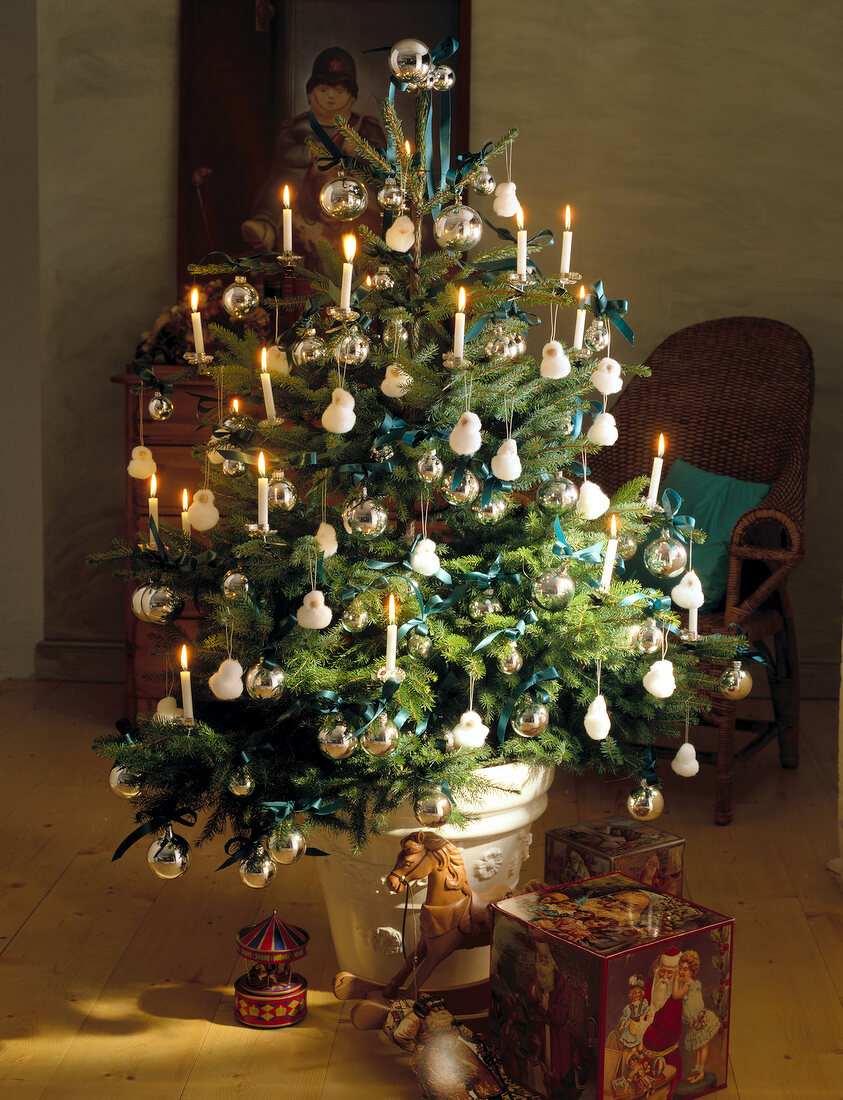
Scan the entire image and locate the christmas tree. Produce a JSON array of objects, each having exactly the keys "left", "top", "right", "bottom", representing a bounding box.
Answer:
[{"left": 93, "top": 39, "right": 739, "bottom": 882}]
